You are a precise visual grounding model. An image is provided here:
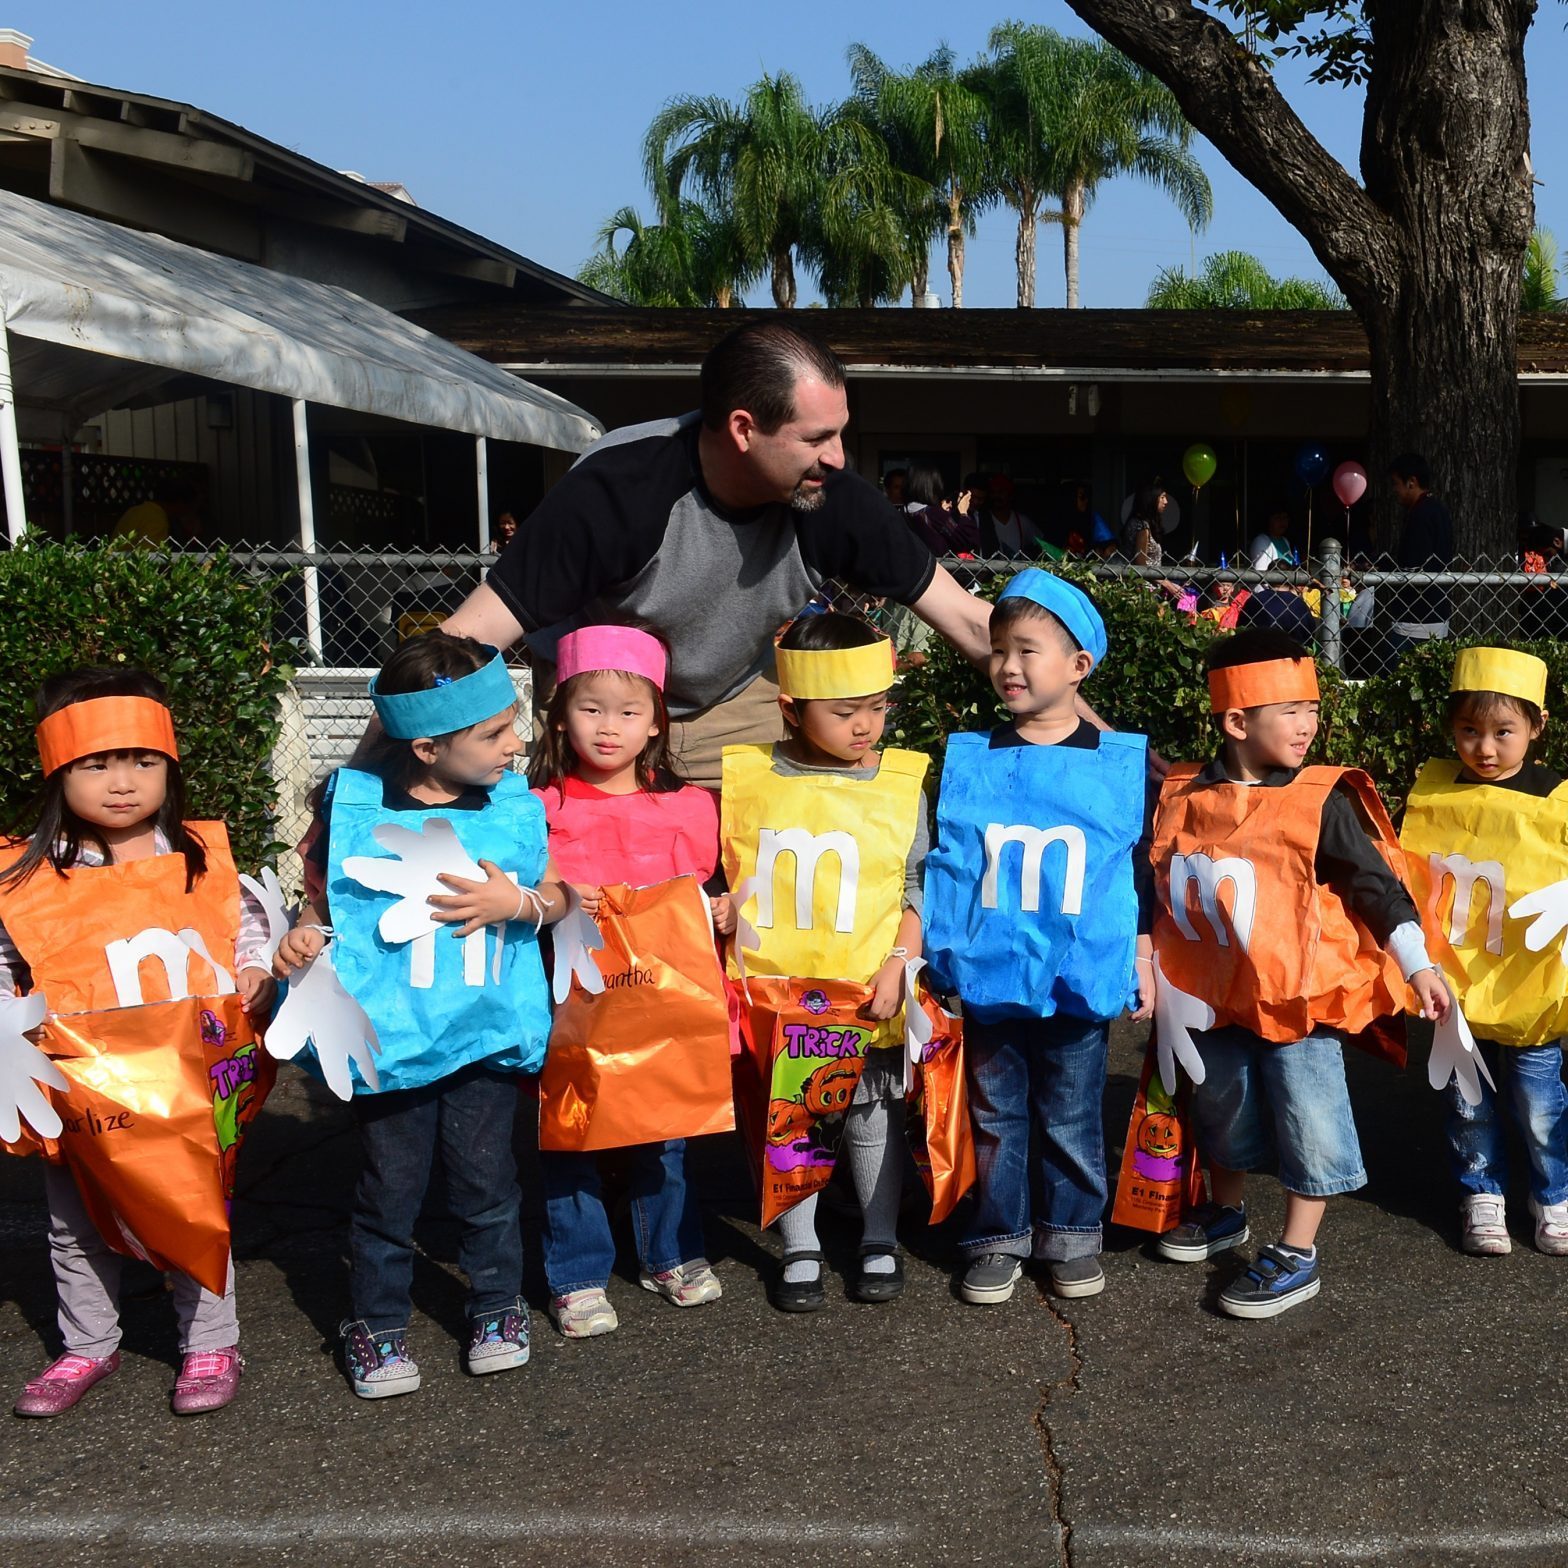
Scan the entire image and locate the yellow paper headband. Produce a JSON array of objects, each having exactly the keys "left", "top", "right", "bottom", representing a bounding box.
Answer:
[
  {"left": 1207, "top": 658, "right": 1320, "bottom": 713},
  {"left": 774, "top": 635, "right": 896, "bottom": 700},
  {"left": 1451, "top": 647, "right": 1548, "bottom": 709},
  {"left": 36, "top": 696, "right": 180, "bottom": 776}
]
